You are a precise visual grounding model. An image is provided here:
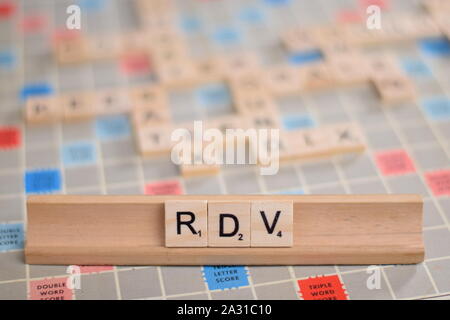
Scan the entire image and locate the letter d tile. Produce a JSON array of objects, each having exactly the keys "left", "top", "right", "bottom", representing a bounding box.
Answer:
[{"left": 208, "top": 201, "right": 251, "bottom": 247}]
